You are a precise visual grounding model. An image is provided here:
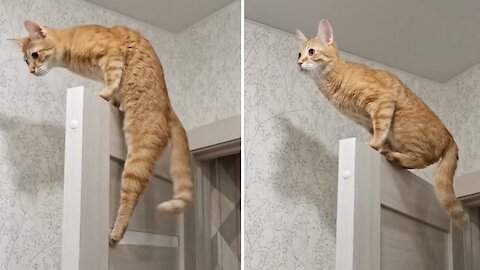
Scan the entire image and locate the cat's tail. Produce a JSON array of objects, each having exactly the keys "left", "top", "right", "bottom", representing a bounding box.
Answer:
[
  {"left": 156, "top": 110, "right": 193, "bottom": 214},
  {"left": 434, "top": 140, "right": 467, "bottom": 227}
]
